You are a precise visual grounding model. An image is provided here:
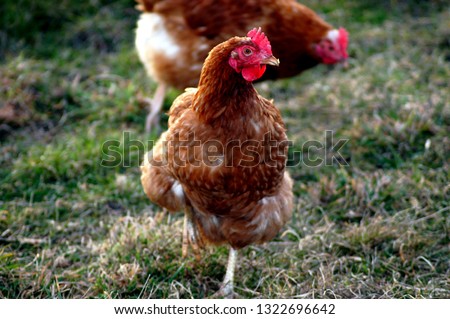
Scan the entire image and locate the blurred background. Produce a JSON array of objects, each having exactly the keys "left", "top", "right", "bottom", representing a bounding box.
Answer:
[{"left": 0, "top": 0, "right": 448, "bottom": 298}]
